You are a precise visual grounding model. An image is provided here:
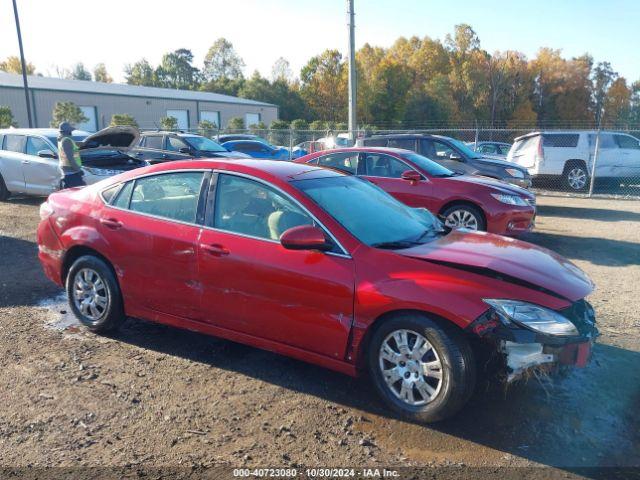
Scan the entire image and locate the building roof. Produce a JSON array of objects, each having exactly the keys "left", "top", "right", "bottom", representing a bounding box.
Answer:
[{"left": 0, "top": 72, "right": 275, "bottom": 108}]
